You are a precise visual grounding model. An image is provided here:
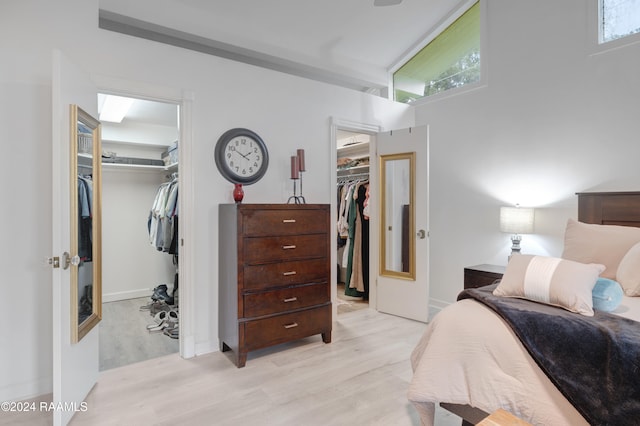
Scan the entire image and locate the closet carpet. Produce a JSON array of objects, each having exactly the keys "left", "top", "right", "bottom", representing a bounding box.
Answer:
[
  {"left": 3, "top": 308, "right": 460, "bottom": 426},
  {"left": 99, "top": 297, "right": 179, "bottom": 371}
]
